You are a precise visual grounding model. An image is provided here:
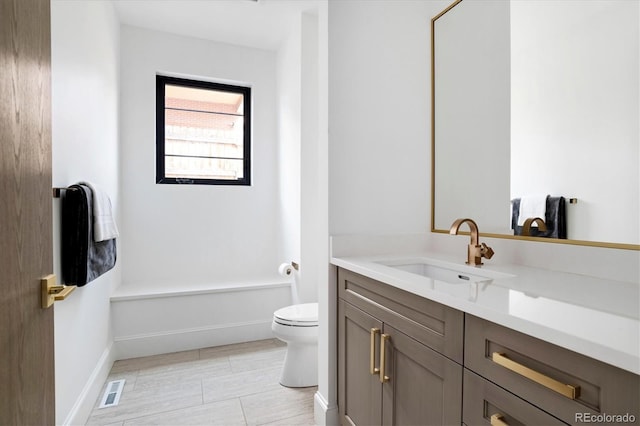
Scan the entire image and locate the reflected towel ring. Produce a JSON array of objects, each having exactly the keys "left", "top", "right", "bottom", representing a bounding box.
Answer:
[{"left": 522, "top": 217, "right": 547, "bottom": 236}]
